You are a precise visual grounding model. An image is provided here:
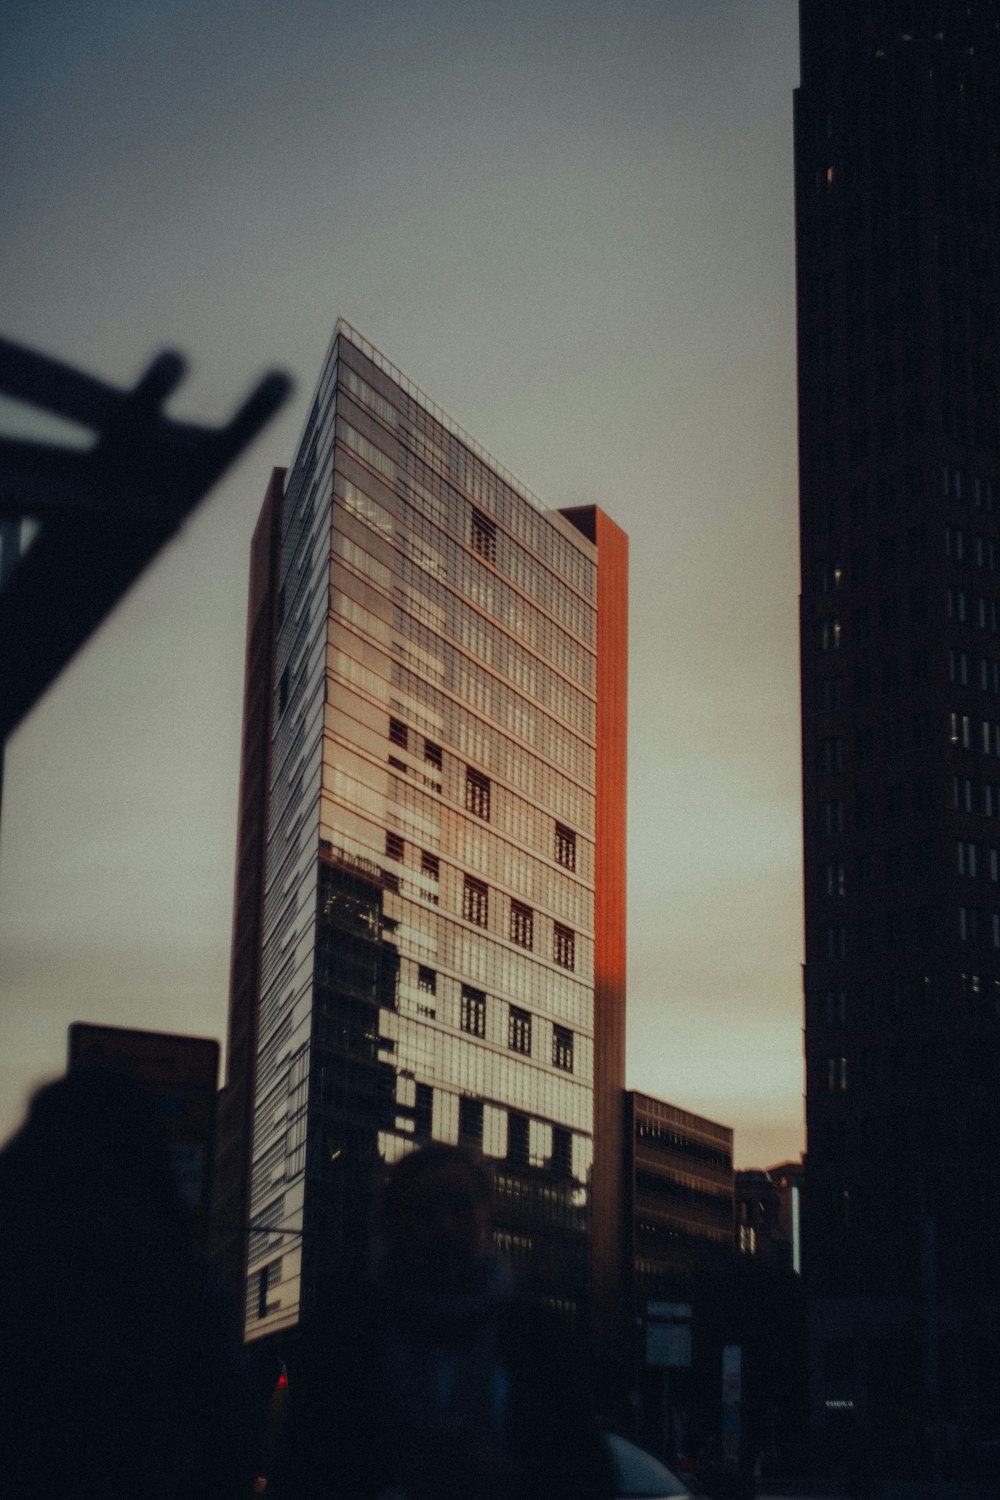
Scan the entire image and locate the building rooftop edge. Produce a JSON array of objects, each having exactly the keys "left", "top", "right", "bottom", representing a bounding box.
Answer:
[{"left": 333, "top": 318, "right": 600, "bottom": 559}]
